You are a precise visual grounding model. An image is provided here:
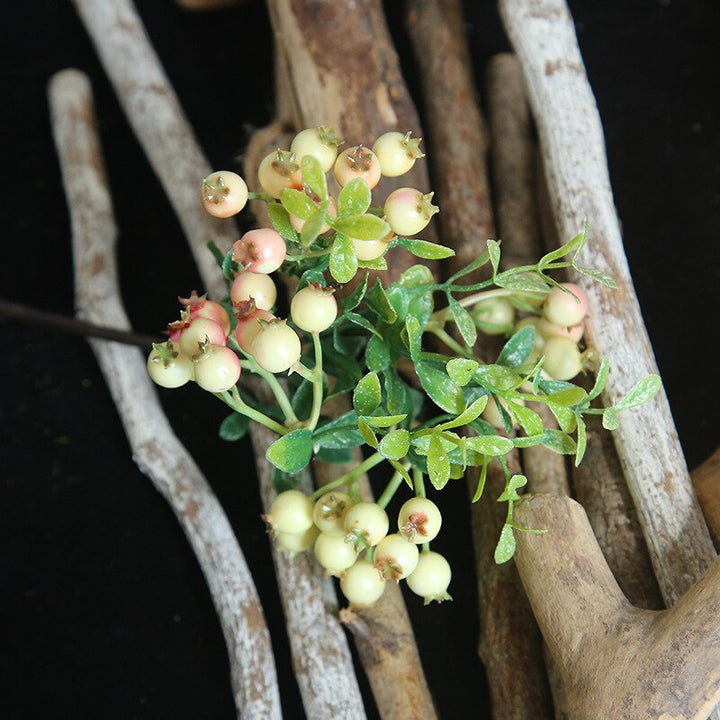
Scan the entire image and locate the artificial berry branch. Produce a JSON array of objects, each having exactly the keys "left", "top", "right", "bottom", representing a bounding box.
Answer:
[{"left": 146, "top": 123, "right": 661, "bottom": 609}]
